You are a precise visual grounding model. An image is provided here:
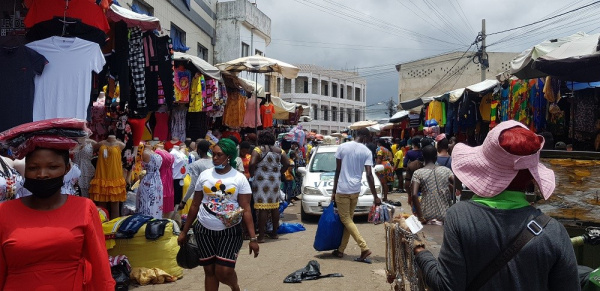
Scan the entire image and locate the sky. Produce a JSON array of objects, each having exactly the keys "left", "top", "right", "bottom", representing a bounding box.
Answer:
[{"left": 254, "top": 0, "right": 600, "bottom": 119}]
